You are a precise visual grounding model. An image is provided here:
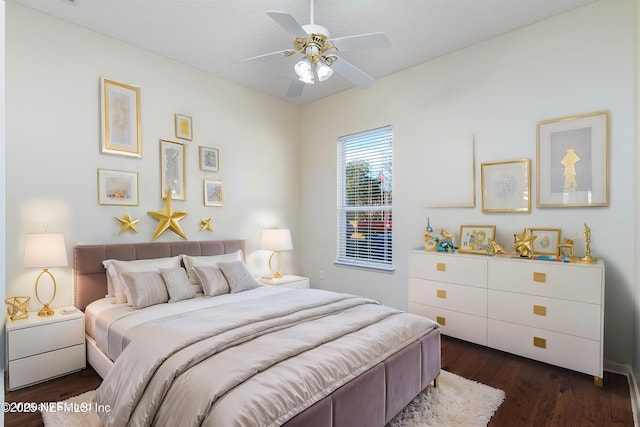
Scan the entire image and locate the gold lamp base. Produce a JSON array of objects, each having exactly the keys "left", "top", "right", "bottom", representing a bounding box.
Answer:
[
  {"left": 38, "top": 303, "right": 55, "bottom": 317},
  {"left": 35, "top": 268, "right": 57, "bottom": 317},
  {"left": 268, "top": 251, "right": 285, "bottom": 279}
]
